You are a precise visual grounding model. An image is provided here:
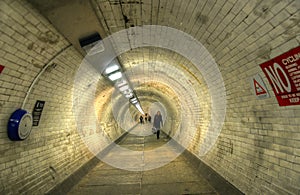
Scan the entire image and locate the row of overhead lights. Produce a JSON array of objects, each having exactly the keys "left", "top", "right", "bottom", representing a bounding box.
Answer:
[
  {"left": 79, "top": 32, "right": 145, "bottom": 115},
  {"left": 103, "top": 61, "right": 145, "bottom": 115}
]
